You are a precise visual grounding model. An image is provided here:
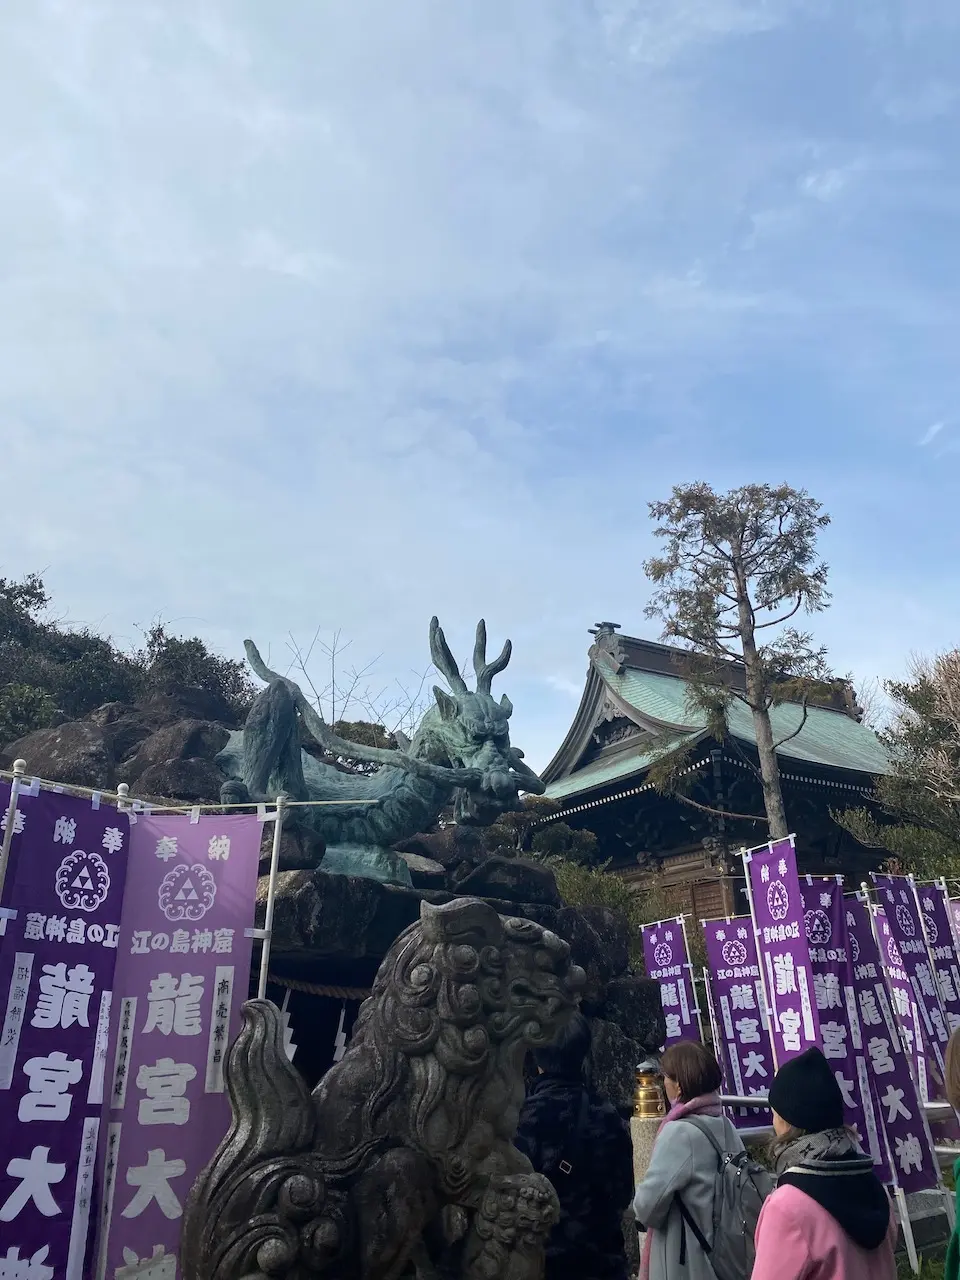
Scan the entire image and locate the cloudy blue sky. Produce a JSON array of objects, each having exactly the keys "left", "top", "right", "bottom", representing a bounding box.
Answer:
[{"left": 1, "top": 1, "right": 959, "bottom": 770}]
